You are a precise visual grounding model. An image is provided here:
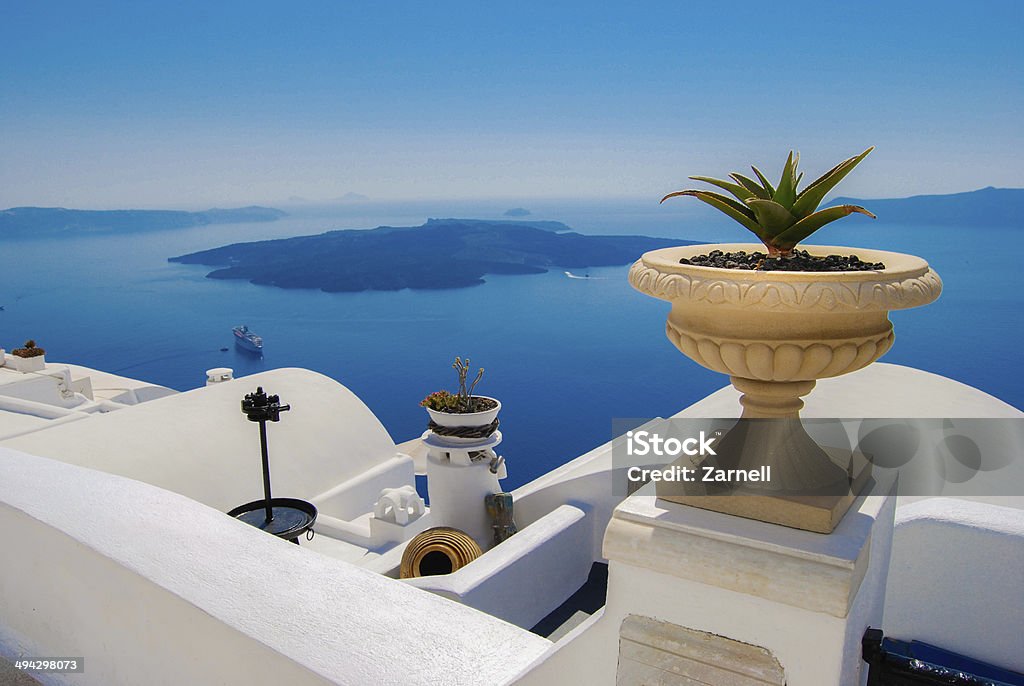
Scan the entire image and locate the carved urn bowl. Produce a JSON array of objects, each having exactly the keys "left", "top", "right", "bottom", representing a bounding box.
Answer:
[{"left": 630, "top": 243, "right": 942, "bottom": 415}]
